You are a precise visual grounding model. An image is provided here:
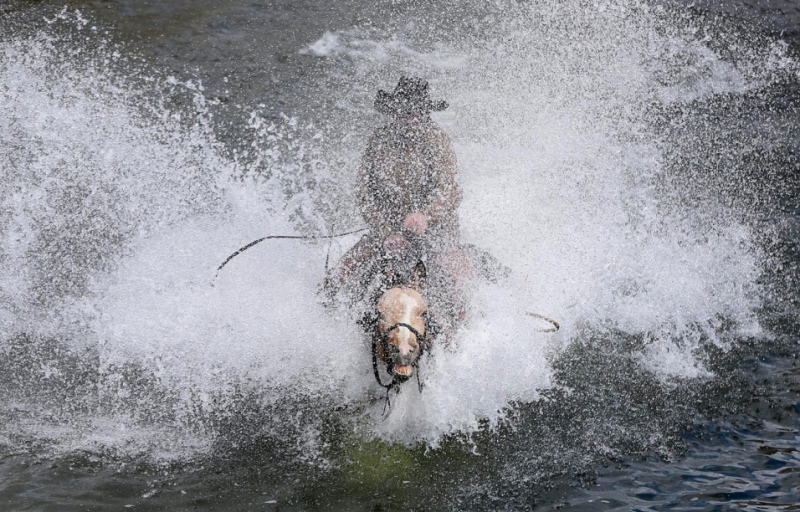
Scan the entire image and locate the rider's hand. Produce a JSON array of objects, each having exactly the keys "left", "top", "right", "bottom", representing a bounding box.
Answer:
[
  {"left": 383, "top": 233, "right": 410, "bottom": 253},
  {"left": 403, "top": 212, "right": 428, "bottom": 235}
]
